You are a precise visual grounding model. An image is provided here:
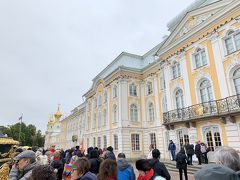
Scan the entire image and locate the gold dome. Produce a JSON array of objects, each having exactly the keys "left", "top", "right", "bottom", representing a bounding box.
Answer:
[{"left": 54, "top": 104, "right": 62, "bottom": 120}]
